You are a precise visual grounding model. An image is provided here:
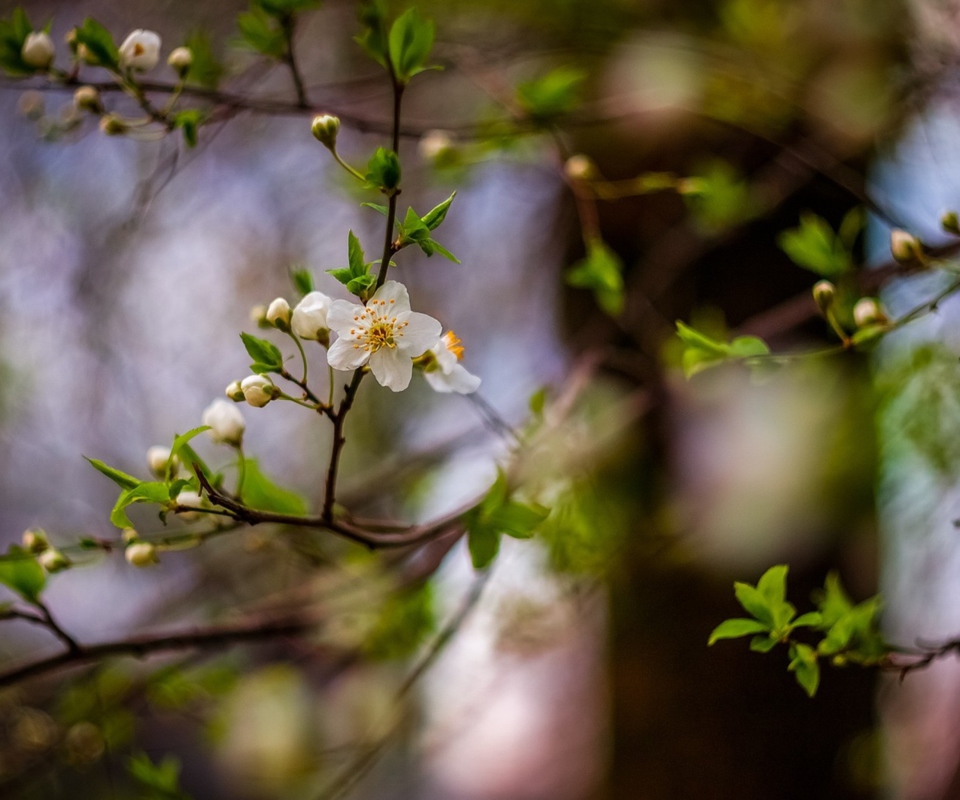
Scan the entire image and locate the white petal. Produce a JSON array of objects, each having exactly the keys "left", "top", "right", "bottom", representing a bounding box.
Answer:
[
  {"left": 425, "top": 363, "right": 481, "bottom": 394},
  {"left": 370, "top": 281, "right": 411, "bottom": 314},
  {"left": 396, "top": 311, "right": 441, "bottom": 355},
  {"left": 328, "top": 337, "right": 369, "bottom": 371},
  {"left": 291, "top": 291, "right": 332, "bottom": 339},
  {"left": 431, "top": 341, "right": 458, "bottom": 373},
  {"left": 326, "top": 299, "right": 366, "bottom": 336},
  {"left": 369, "top": 348, "right": 412, "bottom": 392}
]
